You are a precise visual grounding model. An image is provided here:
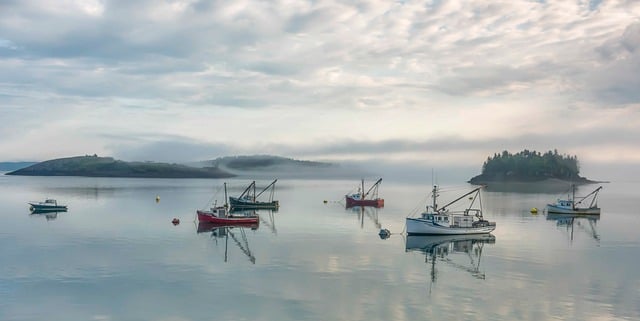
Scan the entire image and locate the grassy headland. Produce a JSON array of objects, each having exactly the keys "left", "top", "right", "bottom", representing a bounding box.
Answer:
[{"left": 6, "top": 155, "right": 234, "bottom": 178}]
